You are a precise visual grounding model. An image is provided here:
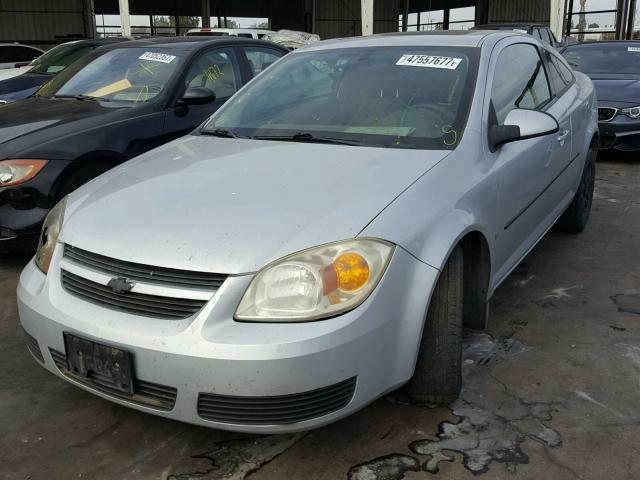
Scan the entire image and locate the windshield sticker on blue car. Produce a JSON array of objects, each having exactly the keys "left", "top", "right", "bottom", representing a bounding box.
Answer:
[
  {"left": 139, "top": 52, "right": 176, "bottom": 63},
  {"left": 628, "top": 47, "right": 640, "bottom": 52},
  {"left": 396, "top": 55, "right": 462, "bottom": 70}
]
